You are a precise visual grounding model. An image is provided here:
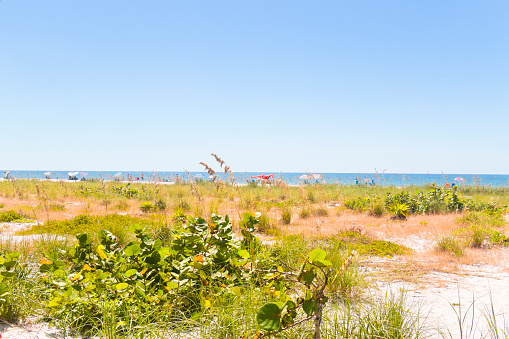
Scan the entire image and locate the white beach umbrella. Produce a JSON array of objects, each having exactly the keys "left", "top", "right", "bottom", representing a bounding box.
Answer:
[
  {"left": 68, "top": 171, "right": 79, "bottom": 176},
  {"left": 114, "top": 172, "right": 122, "bottom": 178},
  {"left": 44, "top": 172, "right": 52, "bottom": 176},
  {"left": 299, "top": 174, "right": 323, "bottom": 180}
]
